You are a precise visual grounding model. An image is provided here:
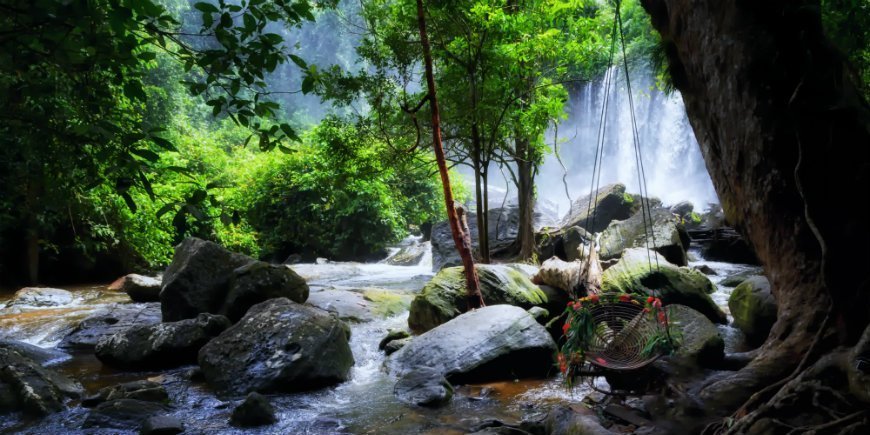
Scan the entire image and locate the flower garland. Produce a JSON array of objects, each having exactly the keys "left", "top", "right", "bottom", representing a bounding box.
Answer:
[{"left": 557, "top": 292, "right": 677, "bottom": 385}]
